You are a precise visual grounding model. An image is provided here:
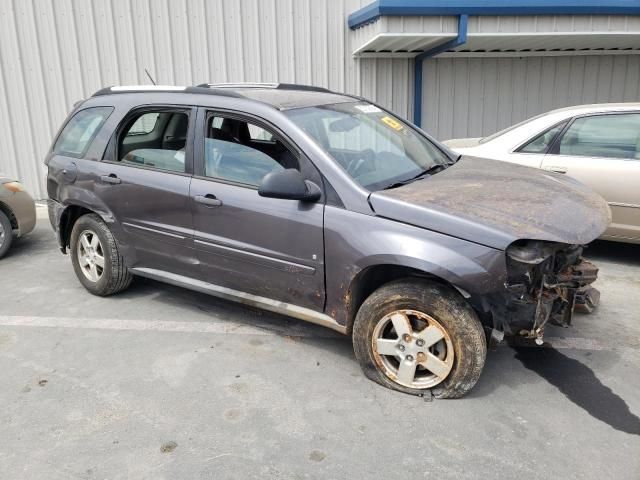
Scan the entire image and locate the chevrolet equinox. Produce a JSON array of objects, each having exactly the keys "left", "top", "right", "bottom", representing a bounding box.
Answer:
[{"left": 46, "top": 83, "right": 610, "bottom": 398}]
